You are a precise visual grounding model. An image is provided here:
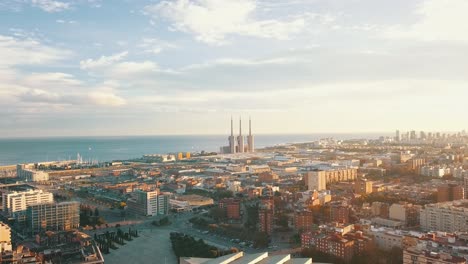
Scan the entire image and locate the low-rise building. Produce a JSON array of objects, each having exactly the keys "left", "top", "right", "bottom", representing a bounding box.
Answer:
[{"left": 403, "top": 247, "right": 466, "bottom": 264}]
